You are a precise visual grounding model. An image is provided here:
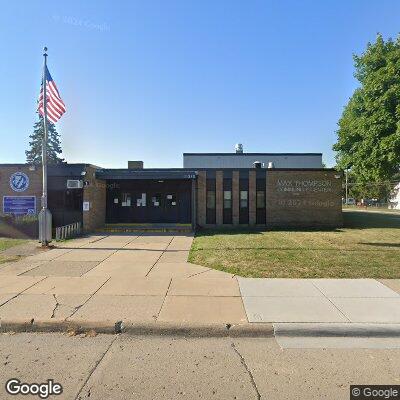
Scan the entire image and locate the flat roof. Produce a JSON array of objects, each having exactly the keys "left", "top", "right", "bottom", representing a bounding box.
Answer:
[
  {"left": 96, "top": 169, "right": 198, "bottom": 180},
  {"left": 183, "top": 152, "right": 322, "bottom": 156},
  {"left": 96, "top": 167, "right": 336, "bottom": 180}
]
